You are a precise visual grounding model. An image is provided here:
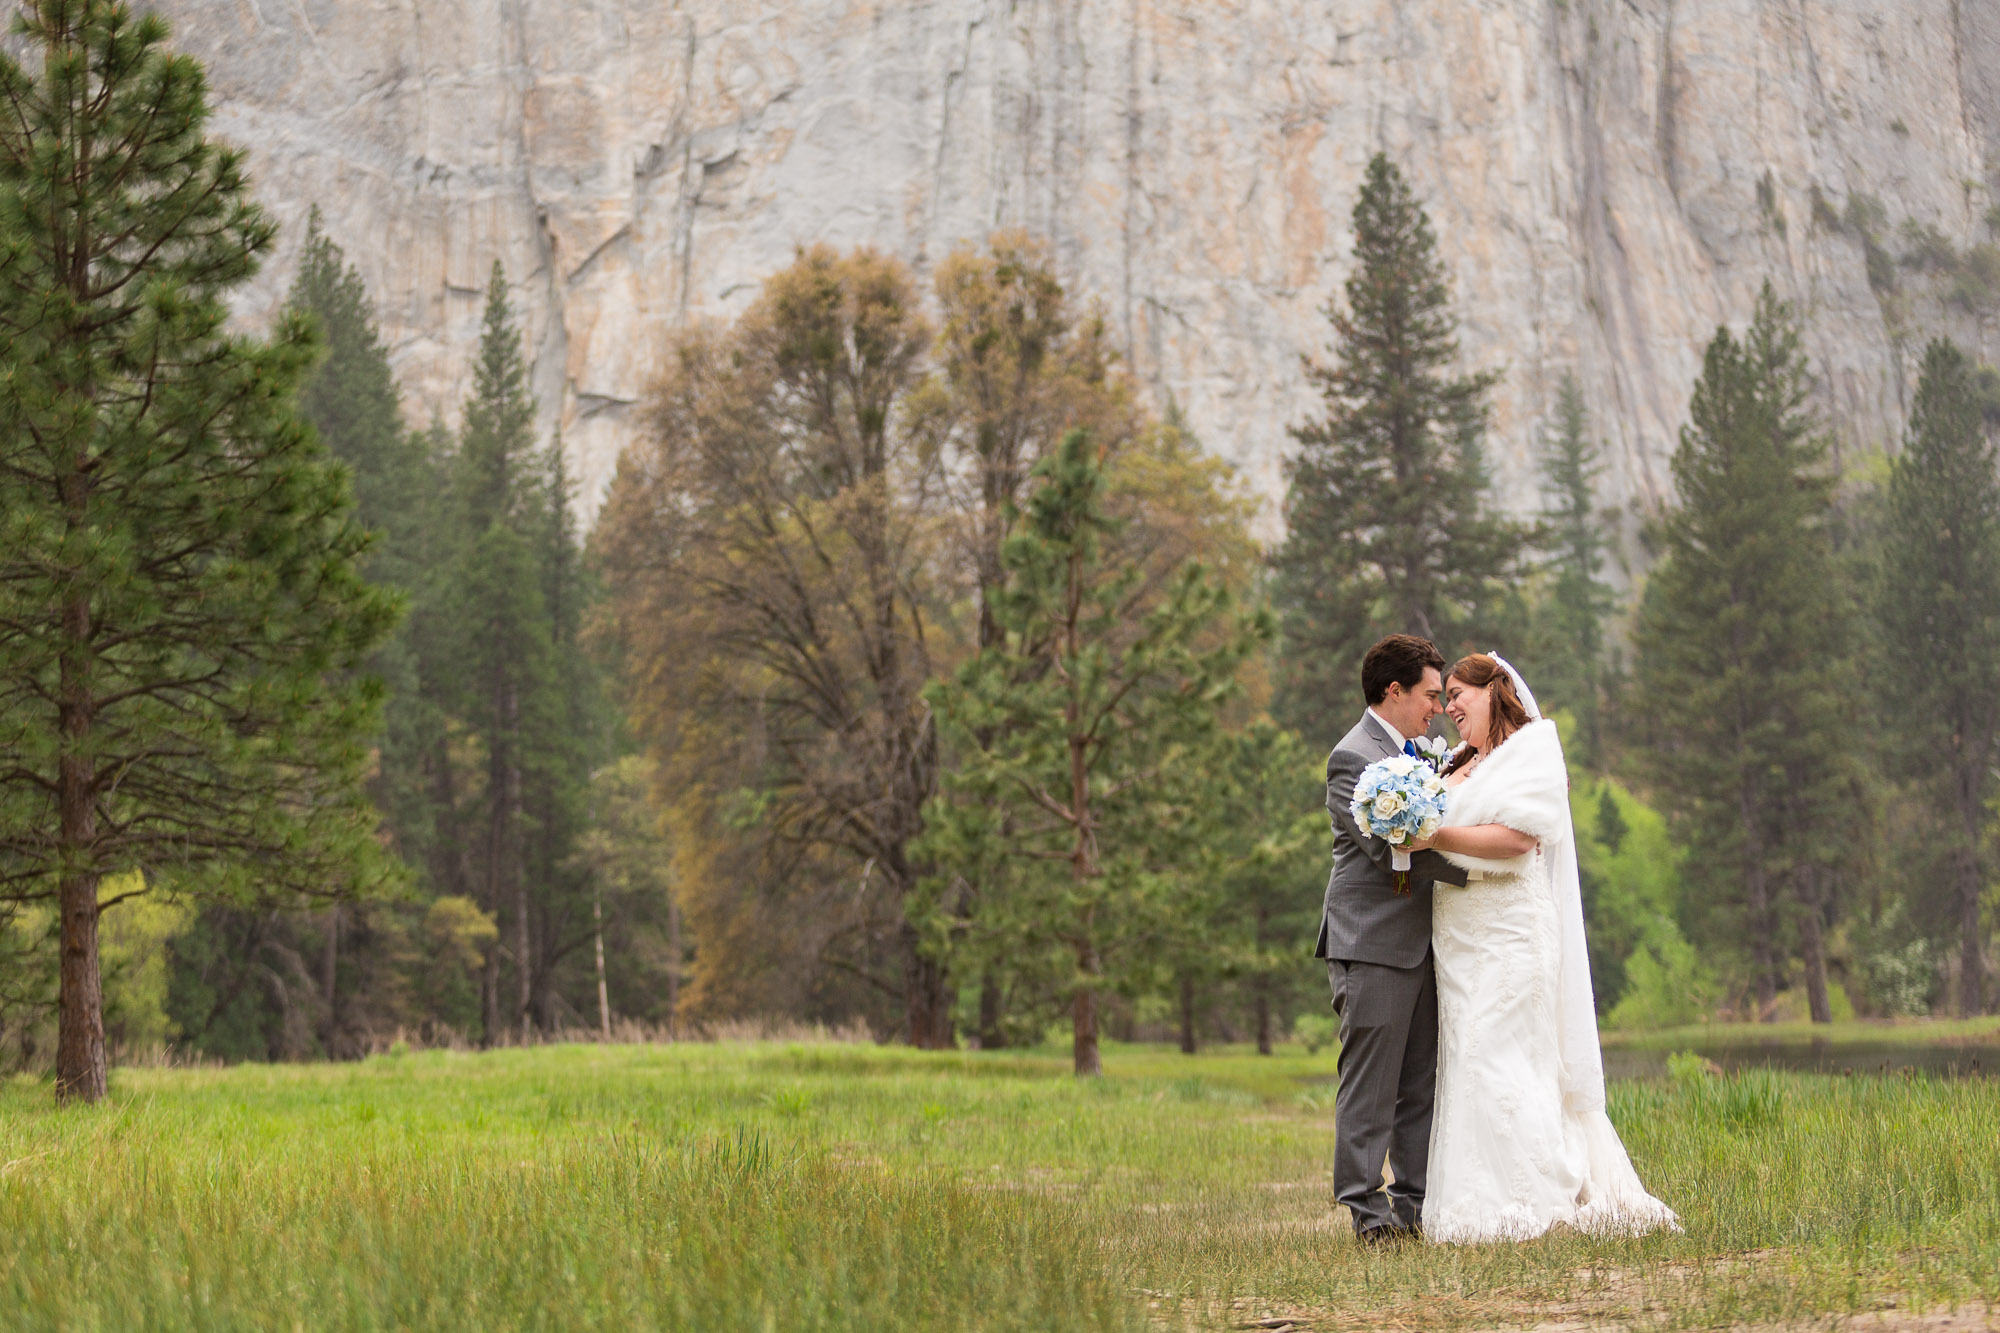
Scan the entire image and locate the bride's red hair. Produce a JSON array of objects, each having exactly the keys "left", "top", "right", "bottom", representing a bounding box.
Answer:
[{"left": 1445, "top": 653, "right": 1535, "bottom": 766}]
